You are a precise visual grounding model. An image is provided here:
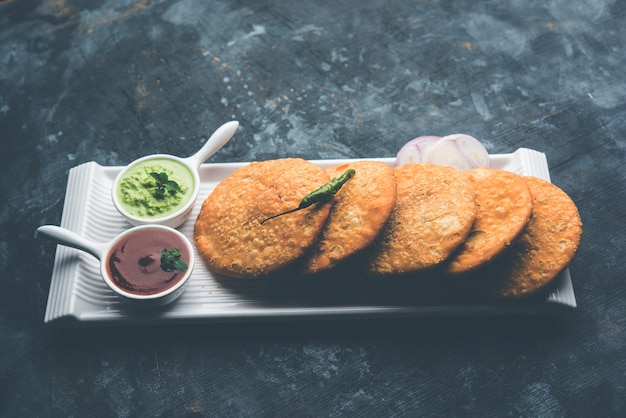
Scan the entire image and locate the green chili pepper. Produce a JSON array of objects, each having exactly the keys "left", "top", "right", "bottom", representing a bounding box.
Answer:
[{"left": 260, "top": 168, "right": 356, "bottom": 225}]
